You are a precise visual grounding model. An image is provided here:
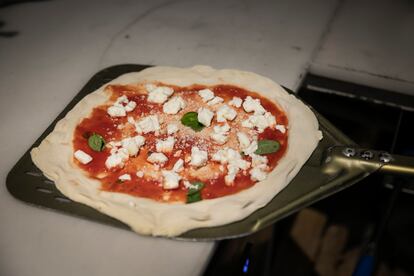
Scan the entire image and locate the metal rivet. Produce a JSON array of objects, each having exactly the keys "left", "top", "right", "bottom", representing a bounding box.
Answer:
[
  {"left": 342, "top": 147, "right": 356, "bottom": 157},
  {"left": 379, "top": 152, "right": 392, "bottom": 163},
  {"left": 361, "top": 150, "right": 374, "bottom": 160}
]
